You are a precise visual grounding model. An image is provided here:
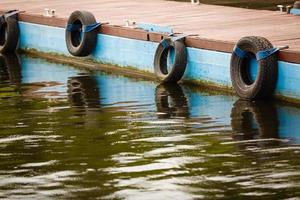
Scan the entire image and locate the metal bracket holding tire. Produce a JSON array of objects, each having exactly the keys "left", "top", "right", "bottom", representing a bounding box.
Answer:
[
  {"left": 0, "top": 15, "right": 19, "bottom": 53},
  {"left": 65, "top": 10, "right": 98, "bottom": 57},
  {"left": 154, "top": 38, "right": 187, "bottom": 83},
  {"left": 230, "top": 36, "right": 278, "bottom": 100}
]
